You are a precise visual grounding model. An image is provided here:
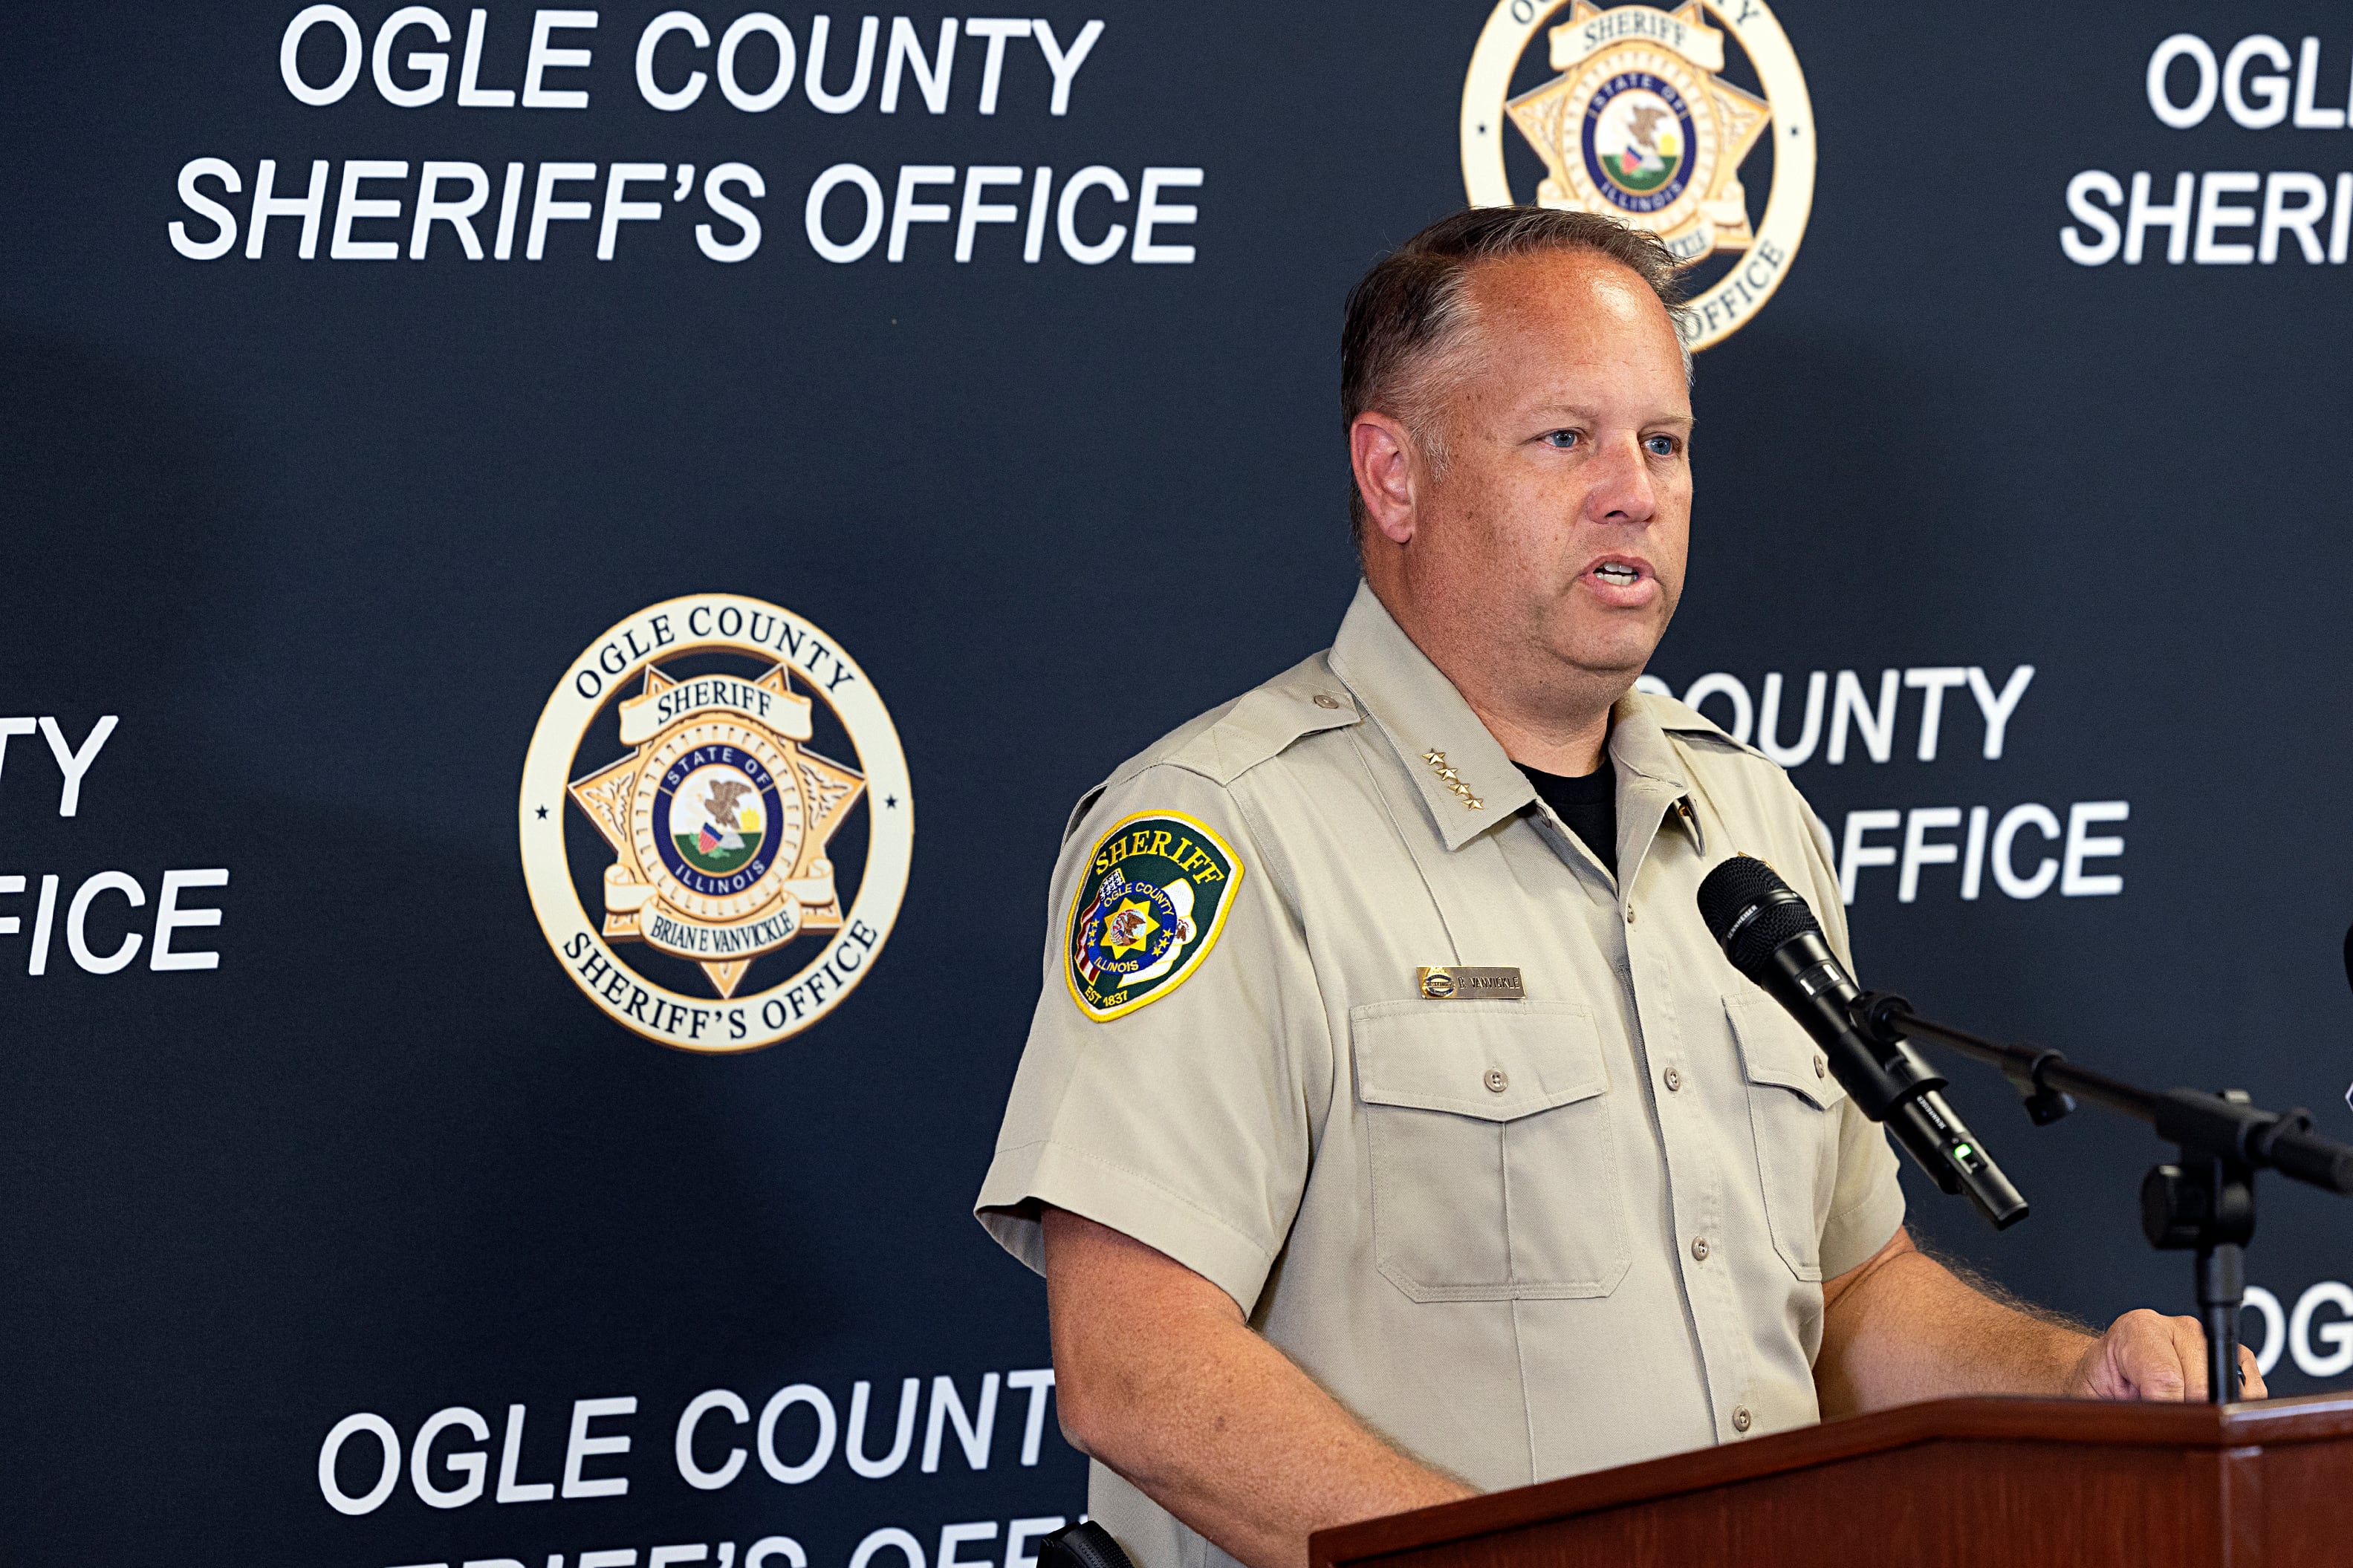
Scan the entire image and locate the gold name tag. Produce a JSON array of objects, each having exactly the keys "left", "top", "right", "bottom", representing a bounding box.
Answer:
[{"left": 1418, "top": 966, "right": 1525, "bottom": 1001}]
